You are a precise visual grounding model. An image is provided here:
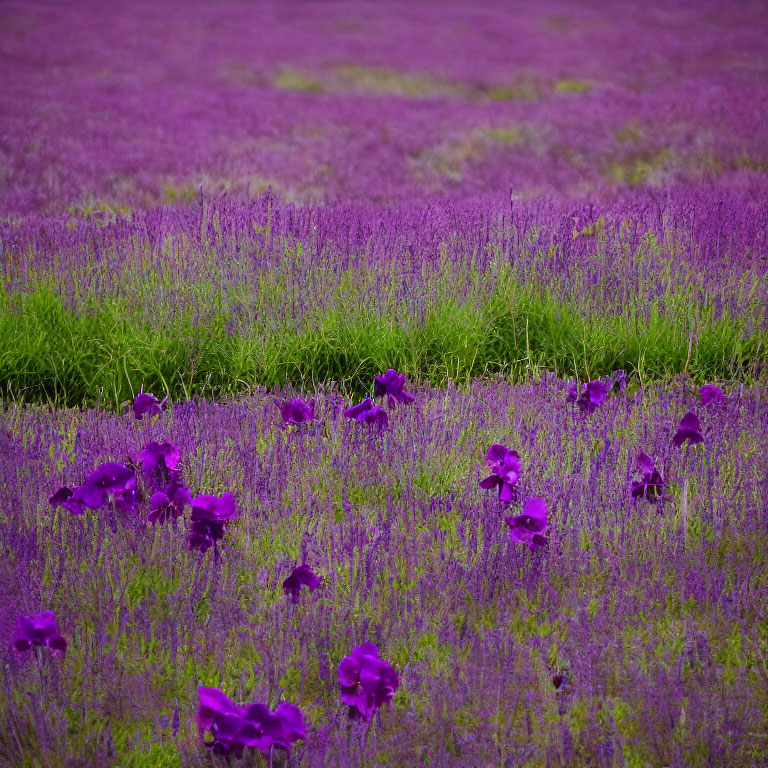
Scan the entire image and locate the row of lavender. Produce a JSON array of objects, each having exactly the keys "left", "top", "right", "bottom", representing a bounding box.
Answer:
[
  {"left": 1, "top": 1, "right": 766, "bottom": 213},
  {"left": 3, "top": 187, "right": 767, "bottom": 332},
  {"left": 2, "top": 371, "right": 765, "bottom": 764}
]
